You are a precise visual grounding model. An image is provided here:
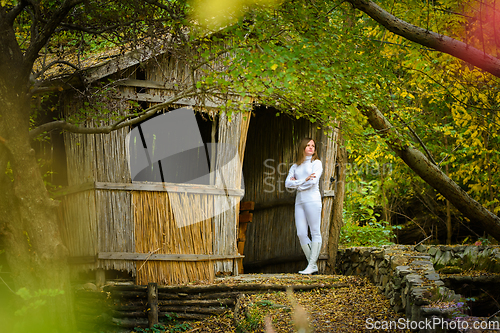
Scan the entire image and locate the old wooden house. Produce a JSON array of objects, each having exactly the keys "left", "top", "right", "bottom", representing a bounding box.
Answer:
[{"left": 43, "top": 44, "right": 343, "bottom": 286}]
